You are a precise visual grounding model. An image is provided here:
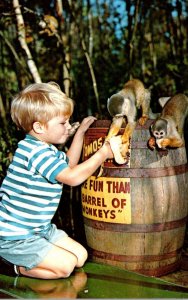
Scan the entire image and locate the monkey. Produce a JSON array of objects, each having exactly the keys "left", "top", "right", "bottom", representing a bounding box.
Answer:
[
  {"left": 39, "top": 15, "right": 58, "bottom": 36},
  {"left": 148, "top": 93, "right": 188, "bottom": 150},
  {"left": 106, "top": 79, "right": 151, "bottom": 164},
  {"left": 97, "top": 79, "right": 152, "bottom": 177}
]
